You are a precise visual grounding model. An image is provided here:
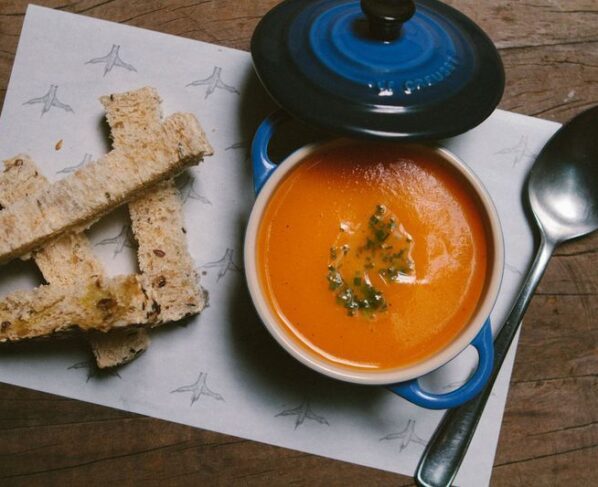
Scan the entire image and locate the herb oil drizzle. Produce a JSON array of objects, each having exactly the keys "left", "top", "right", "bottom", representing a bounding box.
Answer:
[{"left": 327, "top": 205, "right": 415, "bottom": 317}]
